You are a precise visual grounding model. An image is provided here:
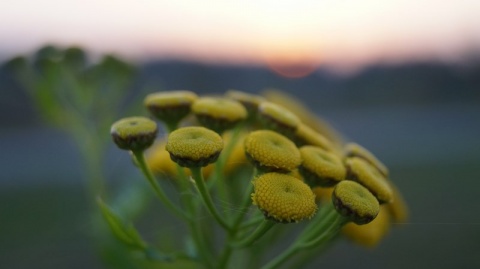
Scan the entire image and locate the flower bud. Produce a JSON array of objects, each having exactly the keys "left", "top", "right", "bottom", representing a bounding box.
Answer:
[
  {"left": 252, "top": 172, "right": 317, "bottom": 223},
  {"left": 166, "top": 126, "right": 223, "bottom": 168},
  {"left": 299, "top": 146, "right": 346, "bottom": 187},
  {"left": 111, "top": 117, "right": 157, "bottom": 151},
  {"left": 258, "top": 102, "right": 300, "bottom": 138},
  {"left": 144, "top": 90, "right": 198, "bottom": 129},
  {"left": 244, "top": 130, "right": 301, "bottom": 173},
  {"left": 332, "top": 180, "right": 380, "bottom": 225},
  {"left": 345, "top": 157, "right": 393, "bottom": 204},
  {"left": 192, "top": 97, "right": 247, "bottom": 134}
]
